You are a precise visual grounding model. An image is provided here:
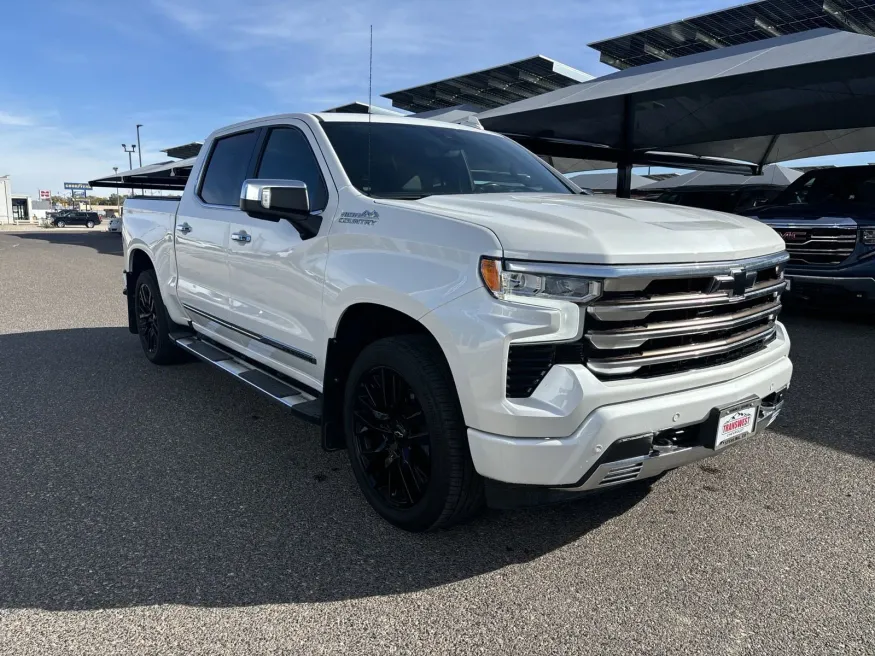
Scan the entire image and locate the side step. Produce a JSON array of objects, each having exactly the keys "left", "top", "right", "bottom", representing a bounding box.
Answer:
[{"left": 173, "top": 335, "right": 322, "bottom": 425}]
